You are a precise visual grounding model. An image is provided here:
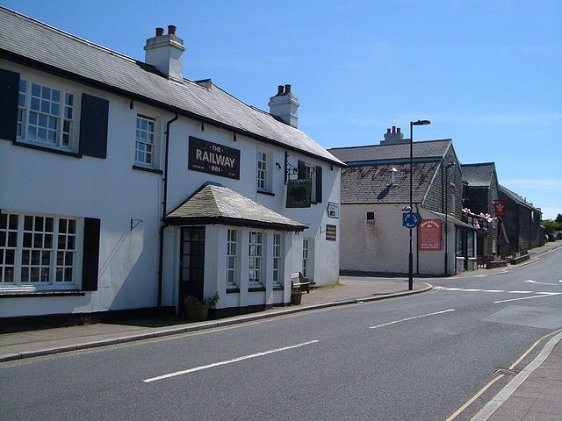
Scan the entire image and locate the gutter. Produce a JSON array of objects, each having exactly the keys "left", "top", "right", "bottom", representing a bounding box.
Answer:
[{"left": 157, "top": 112, "right": 179, "bottom": 307}]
